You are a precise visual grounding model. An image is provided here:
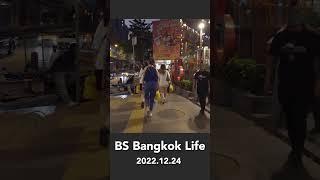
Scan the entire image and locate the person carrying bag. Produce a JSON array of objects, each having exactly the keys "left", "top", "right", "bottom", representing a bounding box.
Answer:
[{"left": 158, "top": 64, "right": 171, "bottom": 104}]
